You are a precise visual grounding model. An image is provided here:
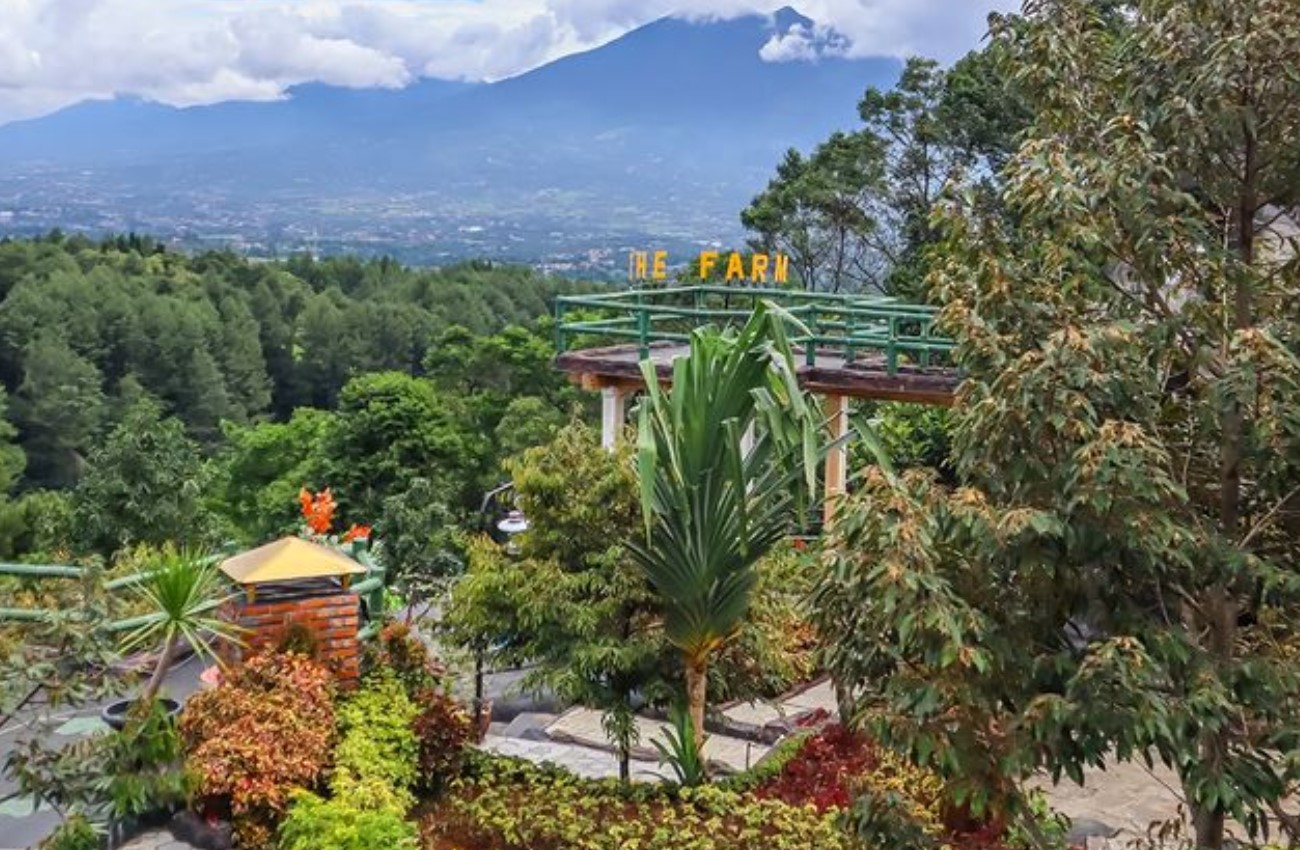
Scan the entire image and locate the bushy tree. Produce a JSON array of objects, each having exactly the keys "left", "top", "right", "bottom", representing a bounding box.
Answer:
[
  {"left": 744, "top": 48, "right": 1030, "bottom": 296},
  {"left": 816, "top": 2, "right": 1300, "bottom": 847},
  {"left": 322, "top": 372, "right": 488, "bottom": 522},
  {"left": 376, "top": 477, "right": 463, "bottom": 603},
  {"left": 15, "top": 335, "right": 104, "bottom": 488},
  {"left": 73, "top": 396, "right": 216, "bottom": 555},
  {"left": 443, "top": 421, "right": 668, "bottom": 781},
  {"left": 211, "top": 408, "right": 331, "bottom": 543}
]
